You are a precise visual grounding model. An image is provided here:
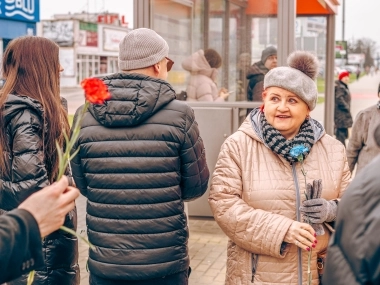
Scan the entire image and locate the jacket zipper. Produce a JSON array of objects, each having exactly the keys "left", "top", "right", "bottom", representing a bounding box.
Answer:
[
  {"left": 251, "top": 253, "right": 259, "bottom": 283},
  {"left": 292, "top": 163, "right": 303, "bottom": 285}
]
